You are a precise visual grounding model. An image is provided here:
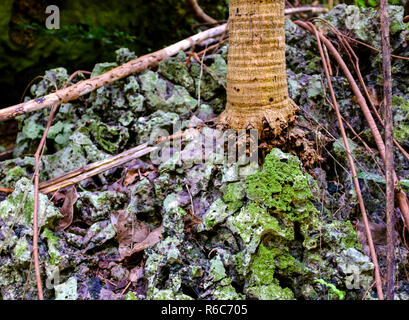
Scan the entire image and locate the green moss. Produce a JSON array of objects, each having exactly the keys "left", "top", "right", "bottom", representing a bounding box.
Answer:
[
  {"left": 2, "top": 166, "right": 26, "bottom": 188},
  {"left": 248, "top": 243, "right": 305, "bottom": 291},
  {"left": 42, "top": 228, "right": 59, "bottom": 246},
  {"left": 42, "top": 228, "right": 61, "bottom": 265},
  {"left": 249, "top": 244, "right": 277, "bottom": 285},
  {"left": 209, "top": 256, "right": 227, "bottom": 282},
  {"left": 158, "top": 51, "right": 195, "bottom": 94},
  {"left": 91, "top": 62, "right": 118, "bottom": 78},
  {"left": 150, "top": 289, "right": 194, "bottom": 300},
  {"left": 213, "top": 283, "right": 245, "bottom": 300},
  {"left": 246, "top": 282, "right": 295, "bottom": 300},
  {"left": 393, "top": 96, "right": 409, "bottom": 145},
  {"left": 12, "top": 237, "right": 31, "bottom": 265},
  {"left": 244, "top": 149, "right": 316, "bottom": 219},
  {"left": 125, "top": 292, "right": 139, "bottom": 300},
  {"left": 227, "top": 203, "right": 293, "bottom": 254},
  {"left": 223, "top": 182, "right": 244, "bottom": 213}
]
